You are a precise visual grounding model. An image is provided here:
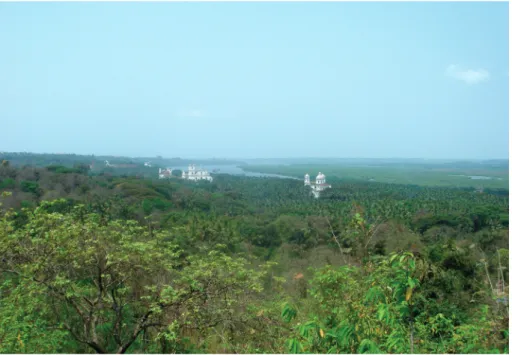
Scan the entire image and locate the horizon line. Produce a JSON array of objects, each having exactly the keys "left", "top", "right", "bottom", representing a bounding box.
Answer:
[{"left": 0, "top": 151, "right": 509, "bottom": 162}]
